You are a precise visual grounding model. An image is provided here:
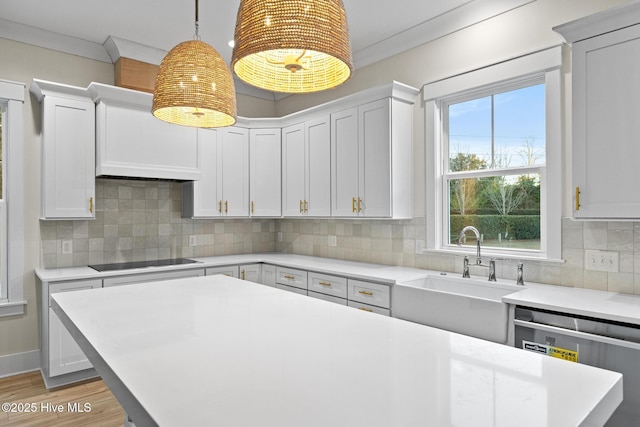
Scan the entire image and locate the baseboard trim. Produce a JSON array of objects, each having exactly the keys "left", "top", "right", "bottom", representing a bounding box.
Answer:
[{"left": 0, "top": 350, "right": 40, "bottom": 378}]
